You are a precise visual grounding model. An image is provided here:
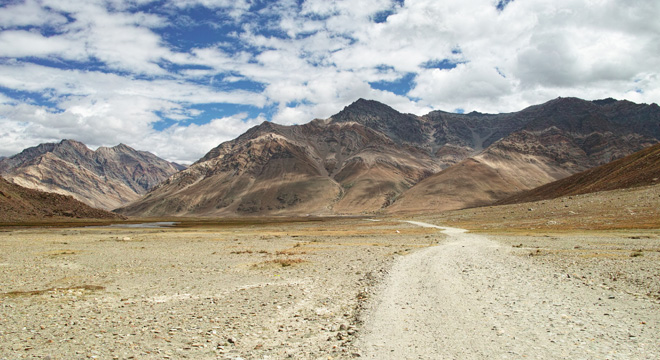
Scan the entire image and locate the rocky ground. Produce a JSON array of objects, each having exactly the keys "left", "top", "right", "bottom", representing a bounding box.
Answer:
[
  {"left": 491, "top": 231, "right": 660, "bottom": 303},
  {"left": 1, "top": 184, "right": 659, "bottom": 359},
  {"left": 0, "top": 219, "right": 440, "bottom": 359}
]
